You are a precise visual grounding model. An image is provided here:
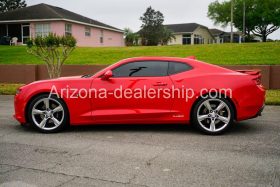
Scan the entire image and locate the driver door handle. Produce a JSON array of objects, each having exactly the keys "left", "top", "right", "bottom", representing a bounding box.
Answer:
[{"left": 153, "top": 82, "right": 167, "bottom": 87}]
